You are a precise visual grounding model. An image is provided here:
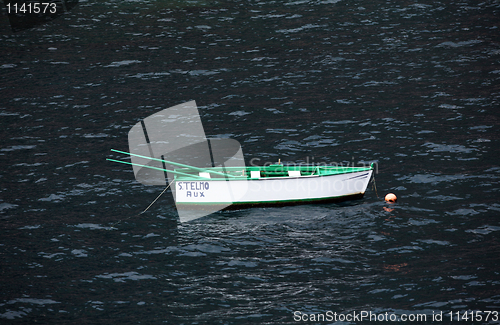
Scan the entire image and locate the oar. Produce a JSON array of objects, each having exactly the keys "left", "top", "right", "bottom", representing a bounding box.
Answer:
[
  {"left": 111, "top": 149, "right": 240, "bottom": 178},
  {"left": 106, "top": 158, "right": 207, "bottom": 179}
]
